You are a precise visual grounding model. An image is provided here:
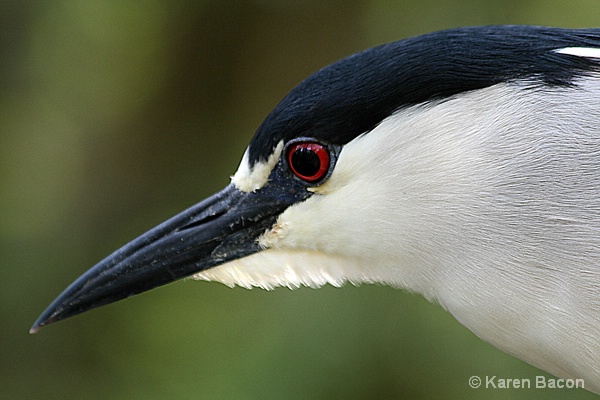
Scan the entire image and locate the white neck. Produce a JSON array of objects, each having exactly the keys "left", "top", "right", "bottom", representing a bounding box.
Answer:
[{"left": 196, "top": 77, "right": 600, "bottom": 391}]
